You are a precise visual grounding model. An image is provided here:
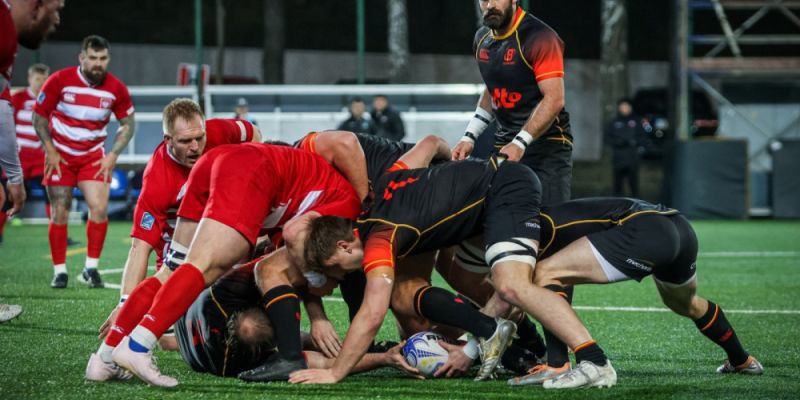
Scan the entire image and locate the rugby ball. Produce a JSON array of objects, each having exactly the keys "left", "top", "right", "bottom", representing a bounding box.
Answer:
[{"left": 402, "top": 331, "right": 450, "bottom": 378}]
